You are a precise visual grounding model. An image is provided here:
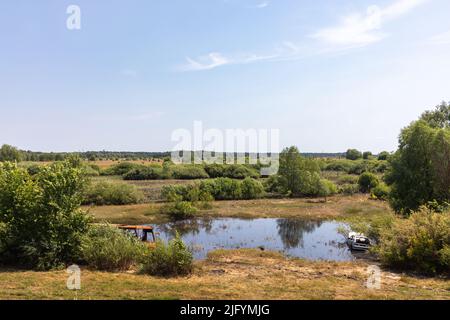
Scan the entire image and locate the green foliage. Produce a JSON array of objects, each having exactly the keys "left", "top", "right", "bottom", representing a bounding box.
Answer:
[
  {"left": 278, "top": 146, "right": 321, "bottom": 196},
  {"left": 420, "top": 101, "right": 450, "bottom": 129},
  {"left": 338, "top": 183, "right": 360, "bottom": 195},
  {"left": 0, "top": 144, "right": 21, "bottom": 162},
  {"left": 371, "top": 182, "right": 390, "bottom": 200},
  {"left": 101, "top": 162, "right": 145, "bottom": 176},
  {"left": 386, "top": 119, "right": 450, "bottom": 214},
  {"left": 240, "top": 177, "right": 265, "bottom": 199},
  {"left": 141, "top": 233, "right": 193, "bottom": 277},
  {"left": 362, "top": 151, "right": 372, "bottom": 160},
  {"left": 375, "top": 209, "right": 450, "bottom": 274},
  {"left": 377, "top": 151, "right": 390, "bottom": 161},
  {"left": 123, "top": 166, "right": 168, "bottom": 180},
  {"left": 83, "top": 181, "right": 144, "bottom": 205},
  {"left": 161, "top": 201, "right": 198, "bottom": 220},
  {"left": 345, "top": 149, "right": 362, "bottom": 160},
  {"left": 200, "top": 178, "right": 243, "bottom": 200},
  {"left": 82, "top": 224, "right": 148, "bottom": 271},
  {"left": 171, "top": 165, "right": 209, "bottom": 180},
  {"left": 314, "top": 179, "right": 338, "bottom": 200},
  {"left": 0, "top": 159, "right": 90, "bottom": 270},
  {"left": 358, "top": 172, "right": 380, "bottom": 193}
]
